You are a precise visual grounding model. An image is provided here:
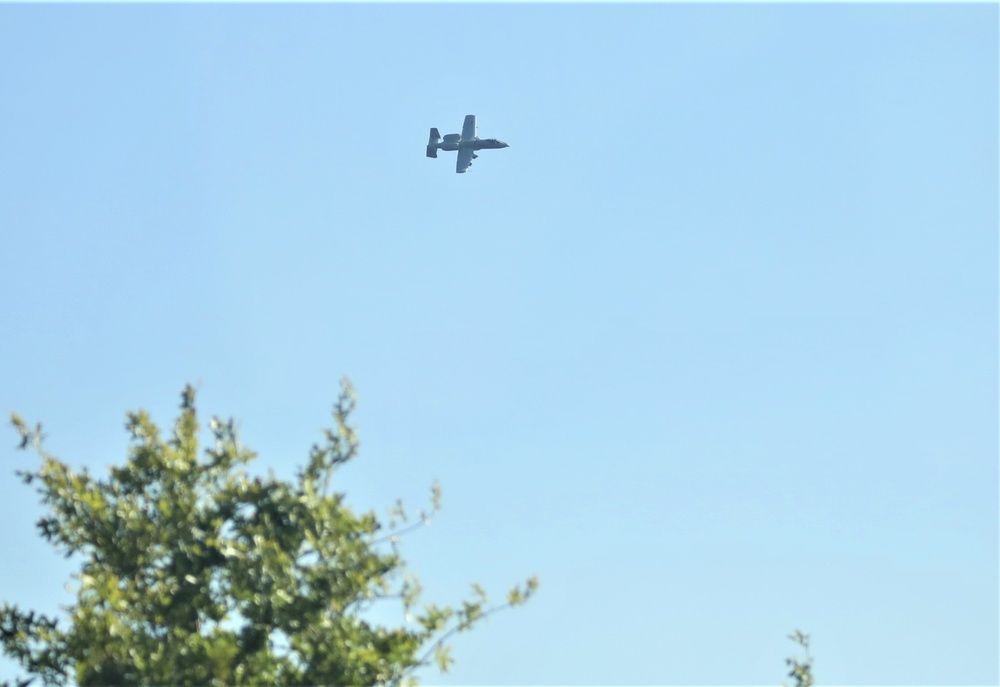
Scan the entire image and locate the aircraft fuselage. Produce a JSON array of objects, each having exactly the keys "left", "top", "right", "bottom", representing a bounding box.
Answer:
[{"left": 436, "top": 134, "right": 508, "bottom": 152}]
